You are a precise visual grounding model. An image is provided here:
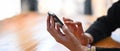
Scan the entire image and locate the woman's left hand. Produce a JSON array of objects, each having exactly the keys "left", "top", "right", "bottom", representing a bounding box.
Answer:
[{"left": 47, "top": 16, "right": 88, "bottom": 51}]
